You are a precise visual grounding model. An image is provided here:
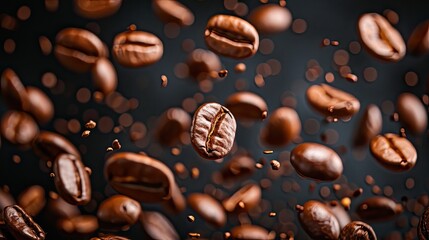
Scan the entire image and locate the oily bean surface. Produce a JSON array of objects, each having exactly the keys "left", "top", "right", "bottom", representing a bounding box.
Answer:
[
  {"left": 97, "top": 195, "right": 141, "bottom": 230},
  {"left": 298, "top": 200, "right": 340, "bottom": 240},
  {"left": 4, "top": 205, "right": 46, "bottom": 240}
]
